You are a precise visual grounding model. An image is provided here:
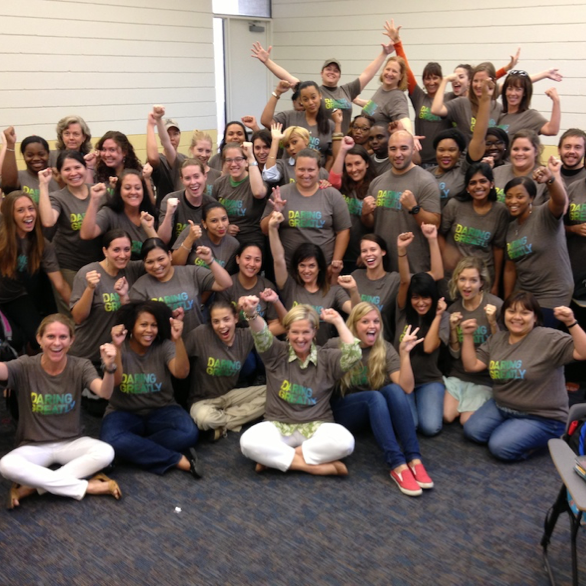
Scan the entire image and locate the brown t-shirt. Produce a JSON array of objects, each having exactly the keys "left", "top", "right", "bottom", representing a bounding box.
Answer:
[
  {"left": 566, "top": 179, "right": 586, "bottom": 280},
  {"left": 7, "top": 354, "right": 97, "bottom": 446},
  {"left": 362, "top": 87, "right": 409, "bottom": 126}
]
